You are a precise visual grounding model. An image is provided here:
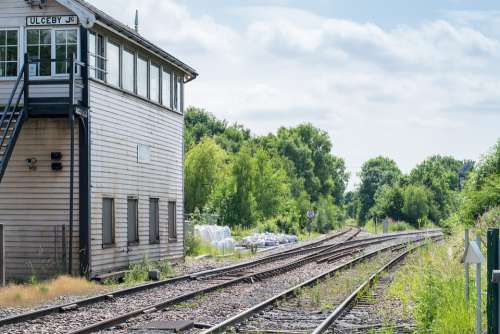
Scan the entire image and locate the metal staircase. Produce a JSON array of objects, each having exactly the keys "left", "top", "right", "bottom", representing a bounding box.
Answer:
[{"left": 0, "top": 63, "right": 27, "bottom": 182}]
